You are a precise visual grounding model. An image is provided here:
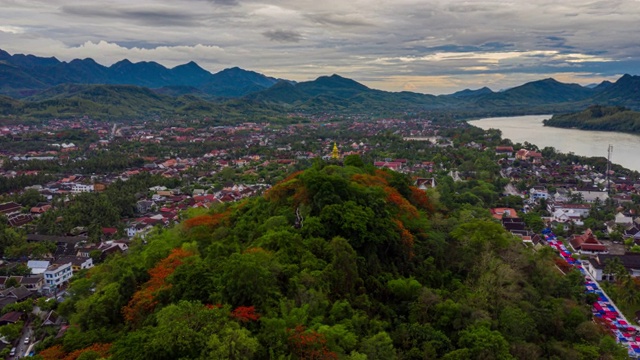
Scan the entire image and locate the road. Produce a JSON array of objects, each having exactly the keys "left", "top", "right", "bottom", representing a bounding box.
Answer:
[{"left": 10, "top": 322, "right": 32, "bottom": 359}]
